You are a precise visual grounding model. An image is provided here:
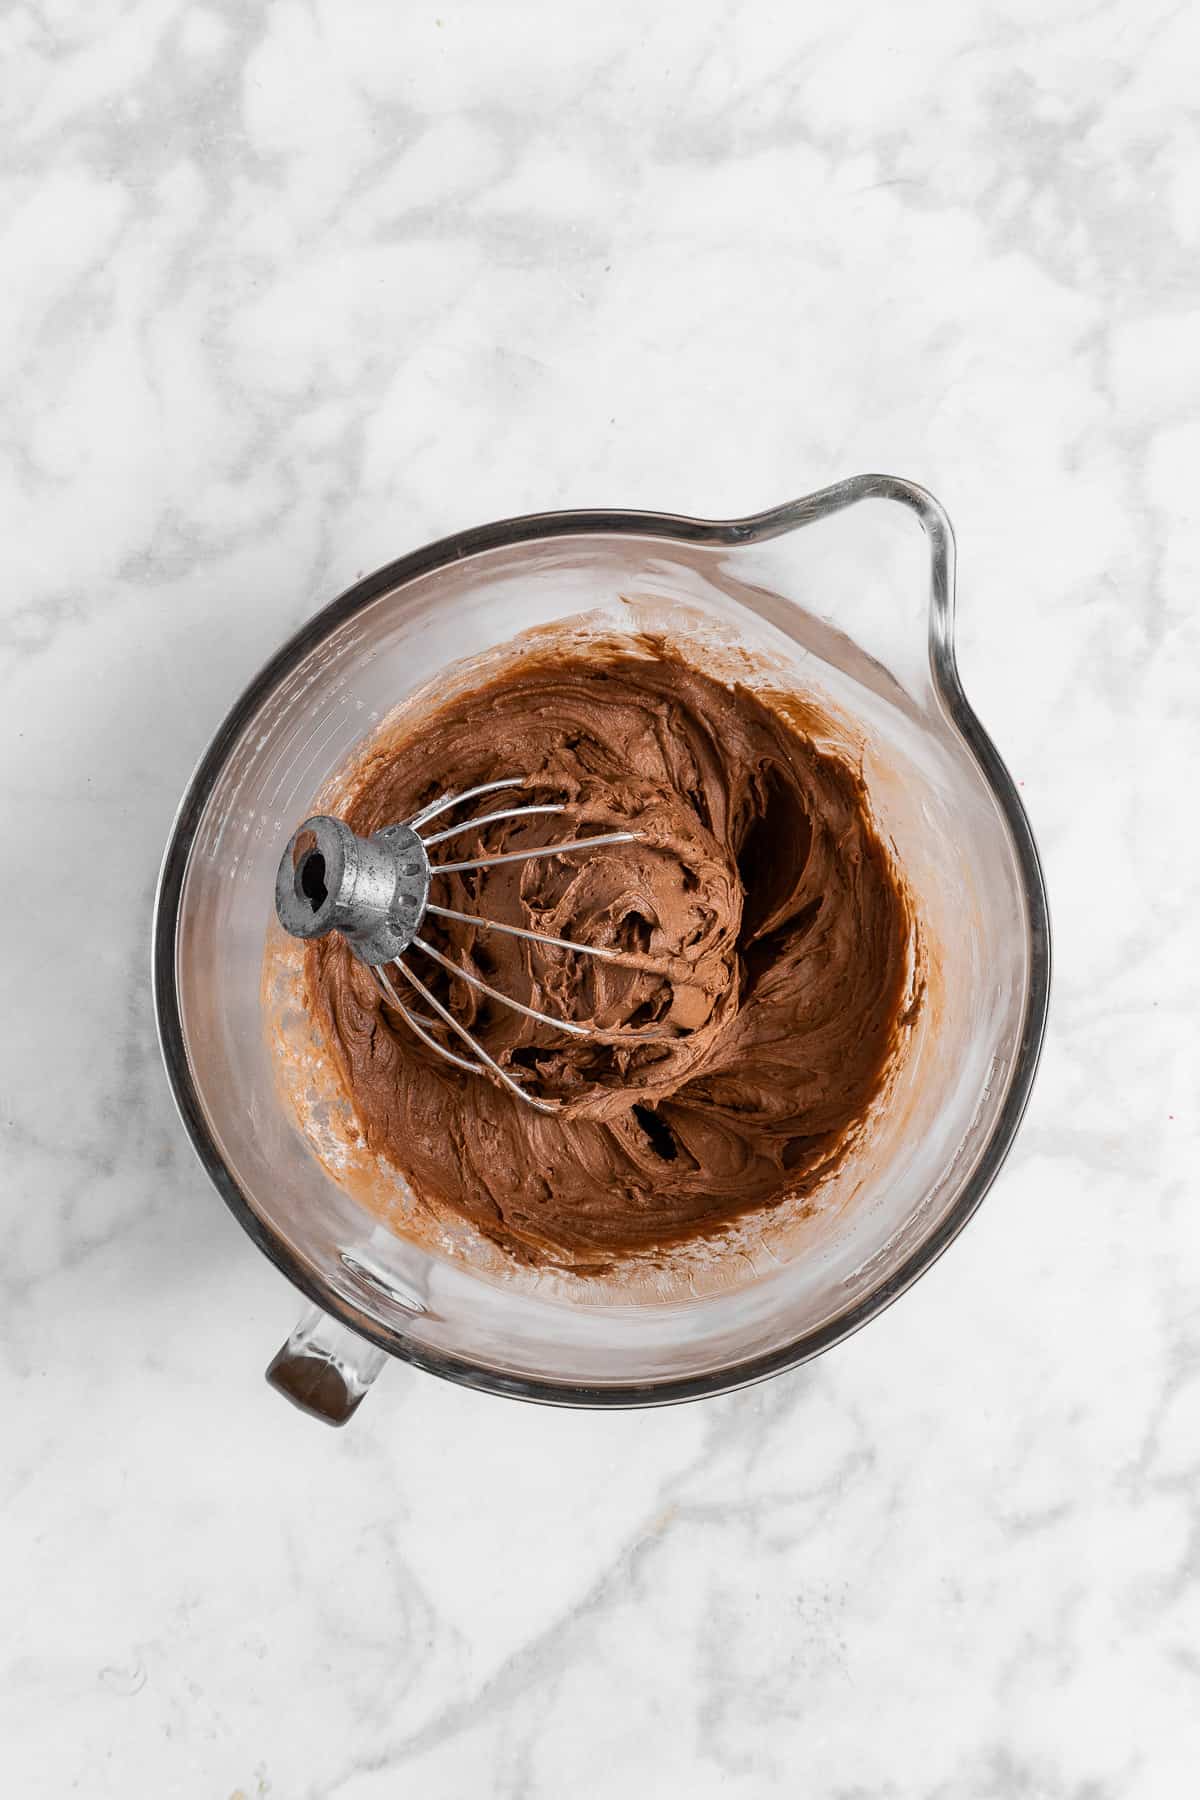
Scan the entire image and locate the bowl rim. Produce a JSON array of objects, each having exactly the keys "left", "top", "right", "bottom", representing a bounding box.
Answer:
[{"left": 152, "top": 473, "right": 1051, "bottom": 1408}]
